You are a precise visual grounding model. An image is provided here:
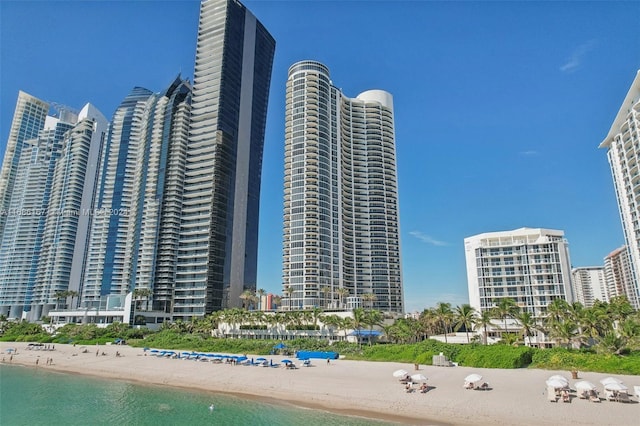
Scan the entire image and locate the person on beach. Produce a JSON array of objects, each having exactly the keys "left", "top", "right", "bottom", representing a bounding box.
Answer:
[{"left": 327, "top": 358, "right": 330, "bottom": 365}]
